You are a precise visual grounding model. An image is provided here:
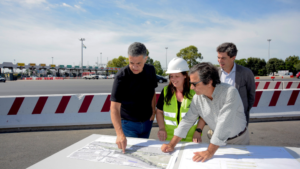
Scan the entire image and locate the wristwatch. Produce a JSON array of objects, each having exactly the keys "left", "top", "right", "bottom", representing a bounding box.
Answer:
[{"left": 195, "top": 128, "right": 202, "bottom": 133}]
